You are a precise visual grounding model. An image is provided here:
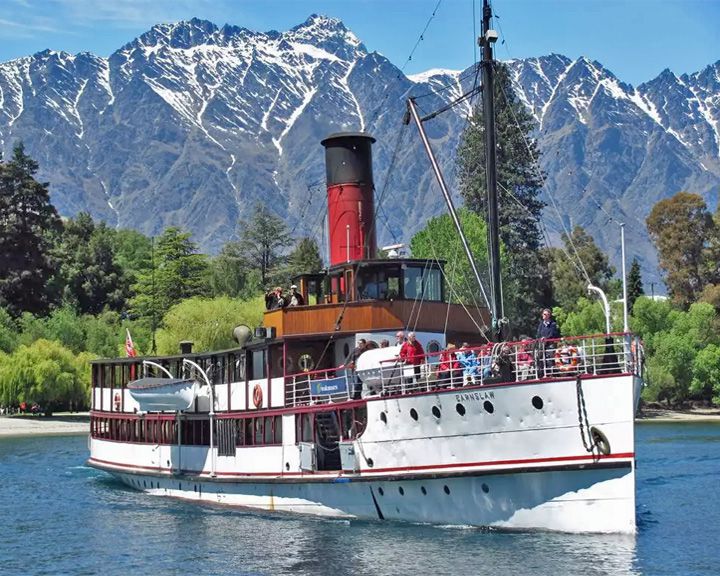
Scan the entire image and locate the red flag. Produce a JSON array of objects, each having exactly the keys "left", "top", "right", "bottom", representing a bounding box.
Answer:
[{"left": 125, "top": 329, "right": 137, "bottom": 358}]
